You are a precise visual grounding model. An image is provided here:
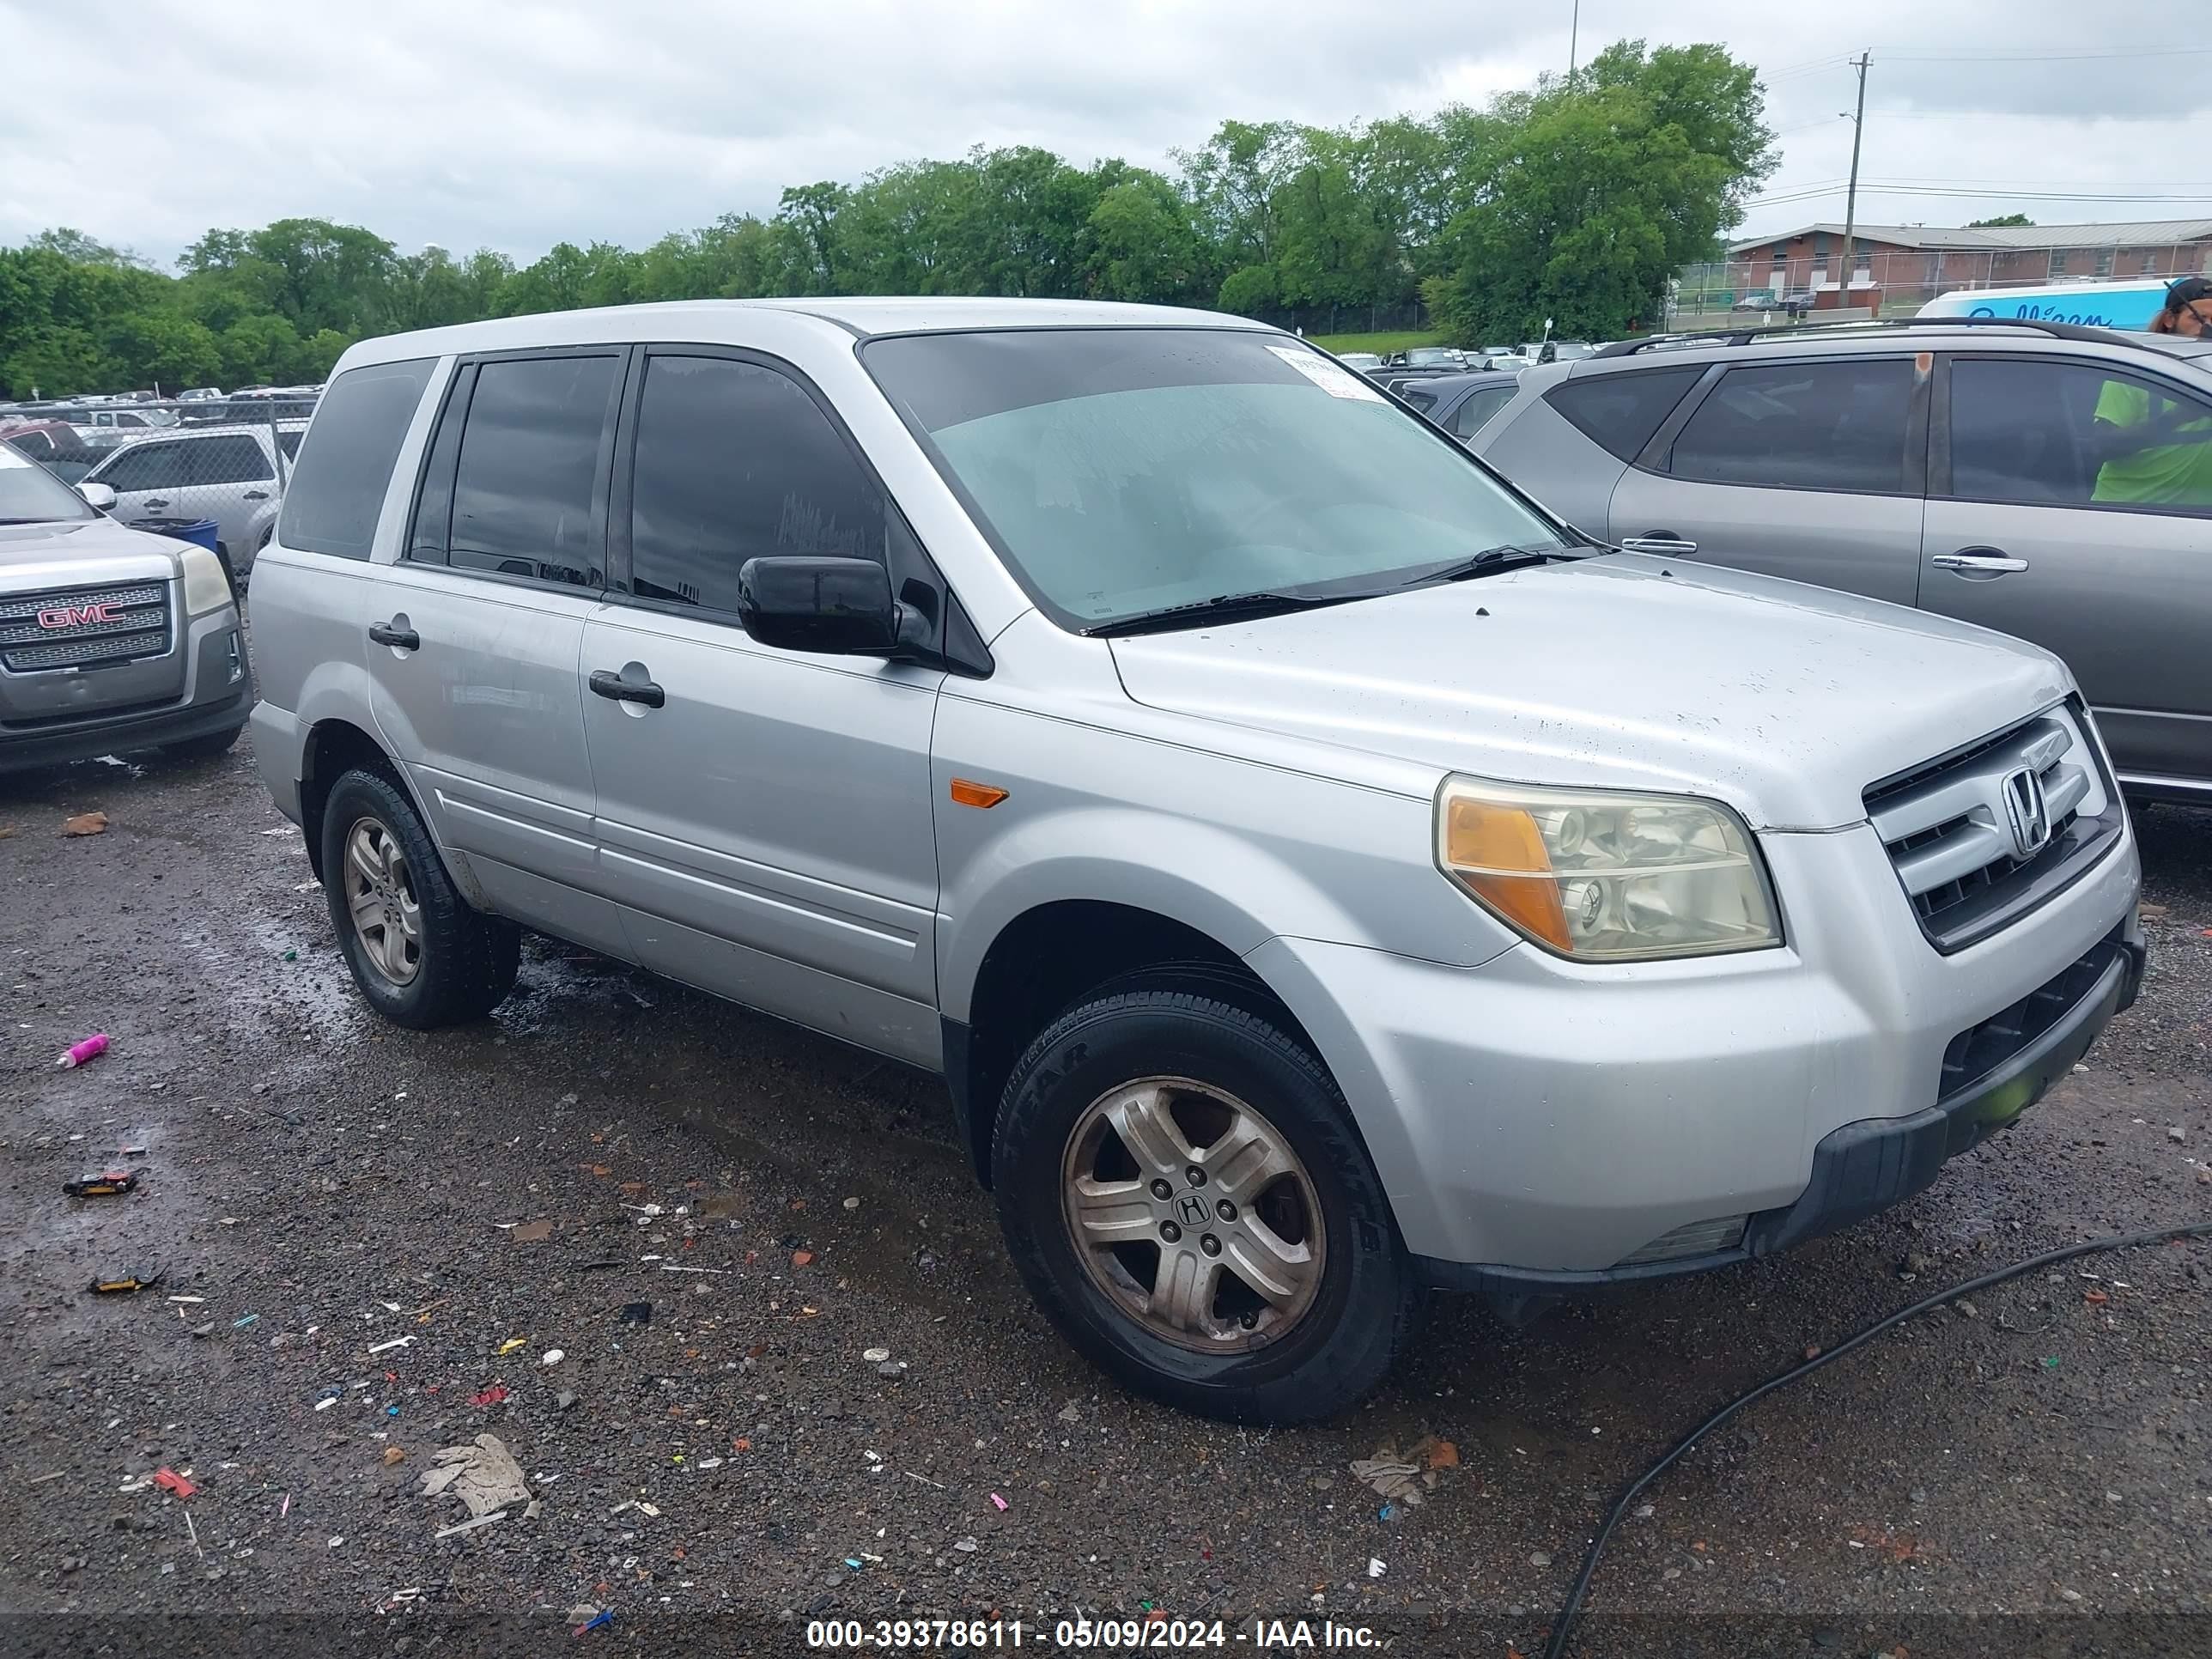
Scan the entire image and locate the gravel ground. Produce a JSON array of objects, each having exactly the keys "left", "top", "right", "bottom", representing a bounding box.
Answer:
[{"left": 2, "top": 743, "right": 2207, "bottom": 1658}]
